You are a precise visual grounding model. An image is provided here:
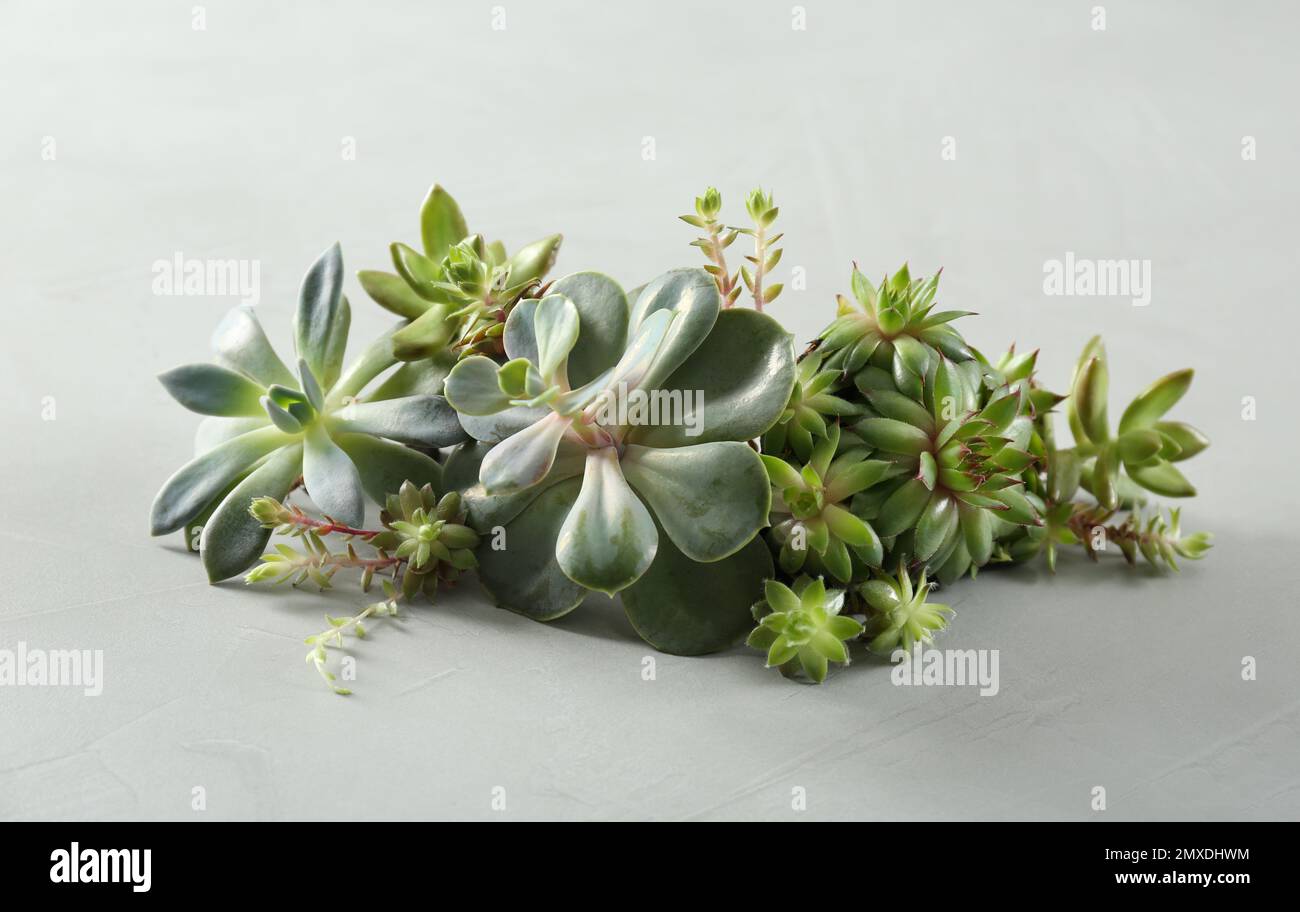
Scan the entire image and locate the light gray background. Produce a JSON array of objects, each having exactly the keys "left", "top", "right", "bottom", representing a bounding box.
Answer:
[{"left": 2, "top": 0, "right": 1297, "bottom": 821}]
